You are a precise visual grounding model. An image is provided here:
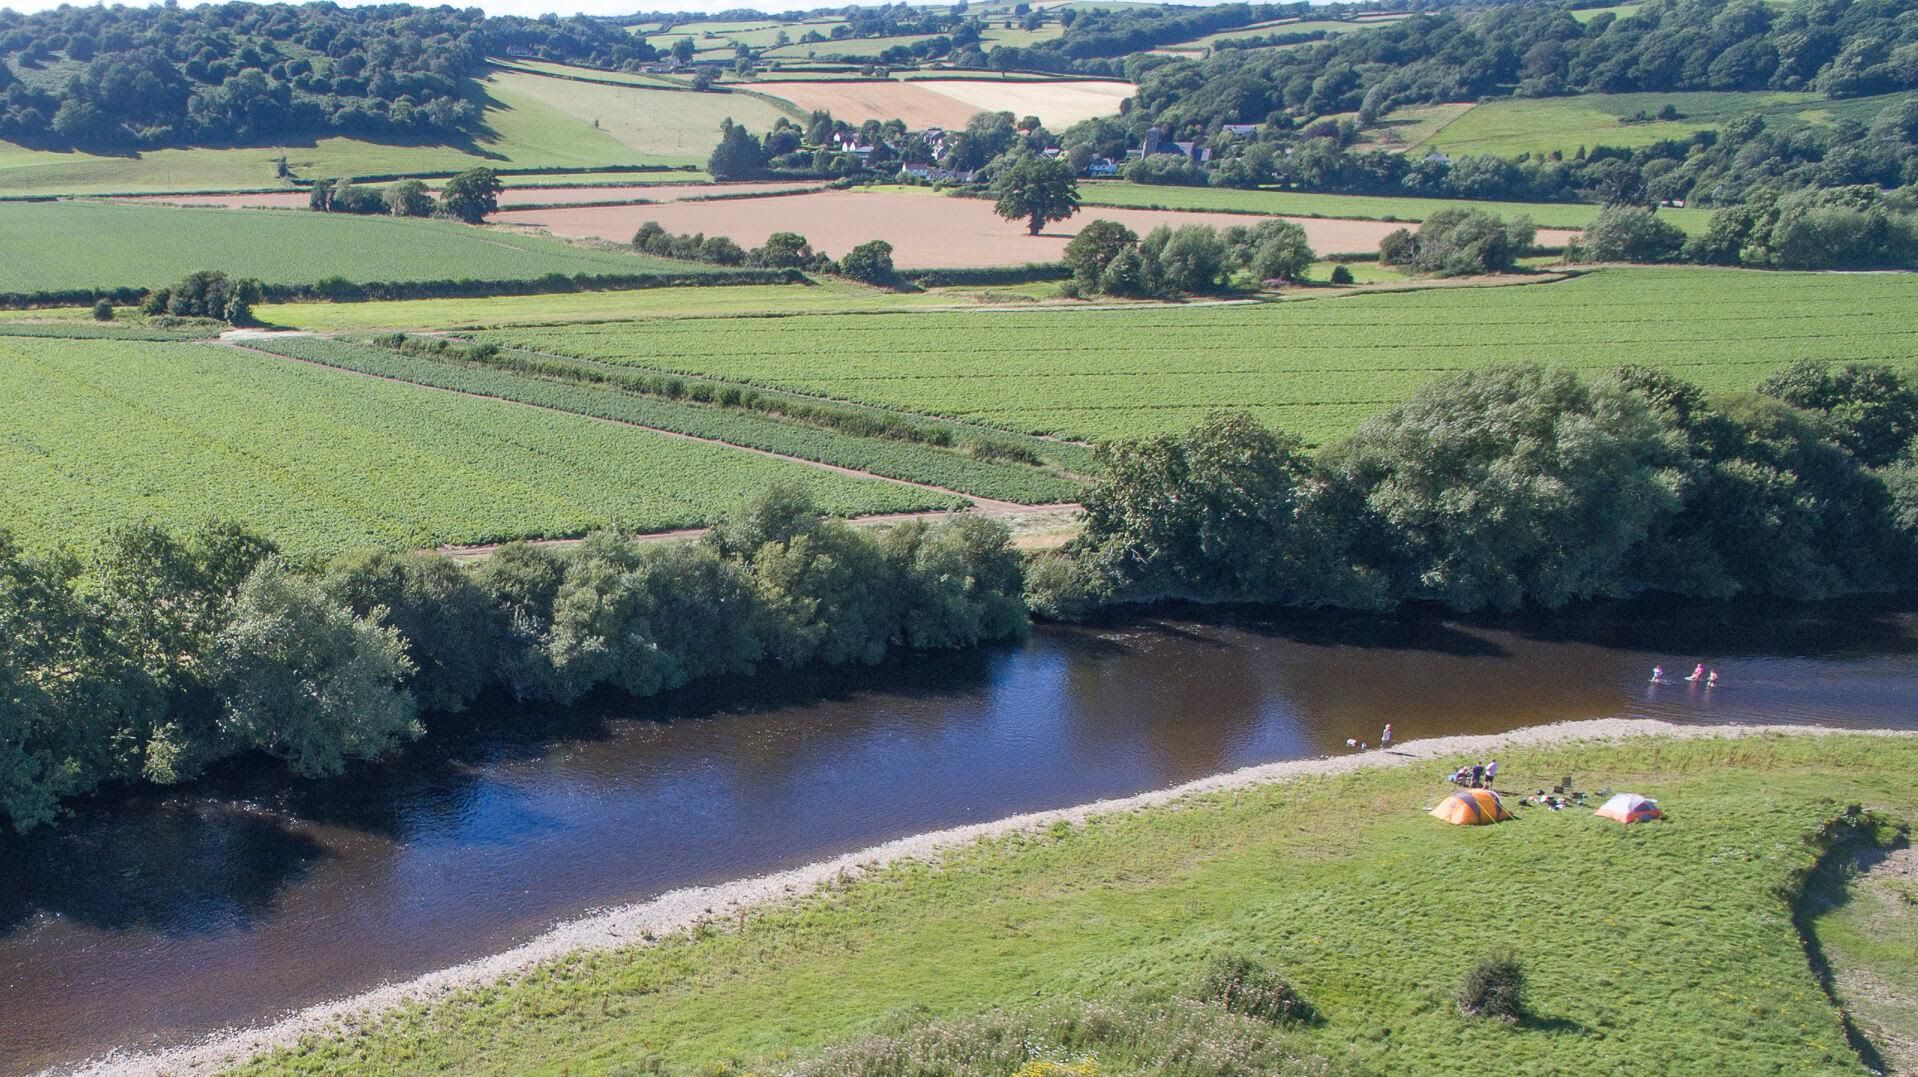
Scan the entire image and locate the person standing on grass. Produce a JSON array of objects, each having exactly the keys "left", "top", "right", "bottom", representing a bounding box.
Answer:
[
  {"left": 1485, "top": 759, "right": 1498, "bottom": 789},
  {"left": 1471, "top": 762, "right": 1485, "bottom": 788}
]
